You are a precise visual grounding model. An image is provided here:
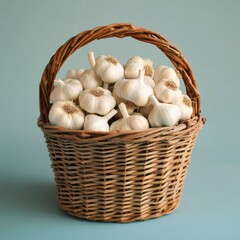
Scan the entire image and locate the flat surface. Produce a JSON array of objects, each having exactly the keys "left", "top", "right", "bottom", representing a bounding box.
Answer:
[{"left": 1, "top": 0, "right": 240, "bottom": 239}]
